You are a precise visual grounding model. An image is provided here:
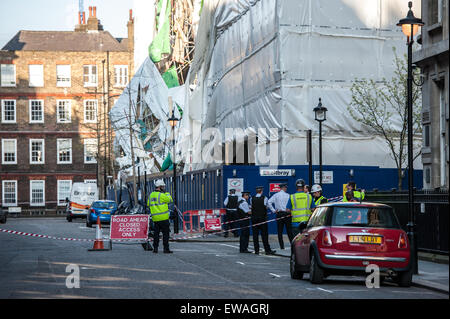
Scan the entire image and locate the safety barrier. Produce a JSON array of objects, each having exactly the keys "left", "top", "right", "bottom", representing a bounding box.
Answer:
[{"left": 182, "top": 209, "right": 226, "bottom": 233}]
